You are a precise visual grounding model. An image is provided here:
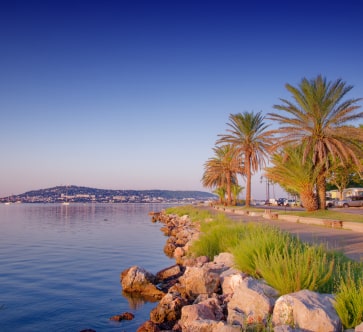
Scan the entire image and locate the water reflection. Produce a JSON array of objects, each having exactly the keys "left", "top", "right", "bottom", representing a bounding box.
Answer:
[
  {"left": 0, "top": 203, "right": 175, "bottom": 331},
  {"left": 122, "top": 291, "right": 159, "bottom": 310}
]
